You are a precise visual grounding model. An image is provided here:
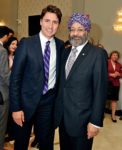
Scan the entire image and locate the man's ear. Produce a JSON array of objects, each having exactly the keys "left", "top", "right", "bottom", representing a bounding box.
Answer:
[
  {"left": 3, "top": 35, "right": 8, "bottom": 43},
  {"left": 40, "top": 19, "right": 42, "bottom": 26}
]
